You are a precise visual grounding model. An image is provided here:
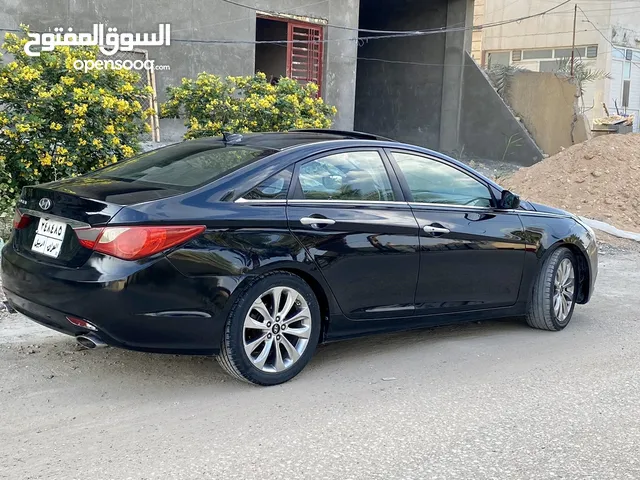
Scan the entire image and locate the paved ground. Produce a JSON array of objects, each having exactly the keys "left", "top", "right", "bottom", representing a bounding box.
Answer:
[{"left": 1, "top": 250, "right": 640, "bottom": 480}]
